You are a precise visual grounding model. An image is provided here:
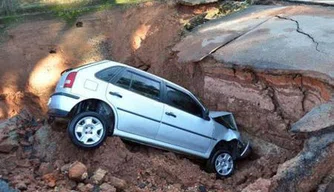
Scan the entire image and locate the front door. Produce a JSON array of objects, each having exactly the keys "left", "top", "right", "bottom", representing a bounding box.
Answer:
[
  {"left": 106, "top": 70, "right": 164, "bottom": 139},
  {"left": 156, "top": 86, "right": 213, "bottom": 153}
]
